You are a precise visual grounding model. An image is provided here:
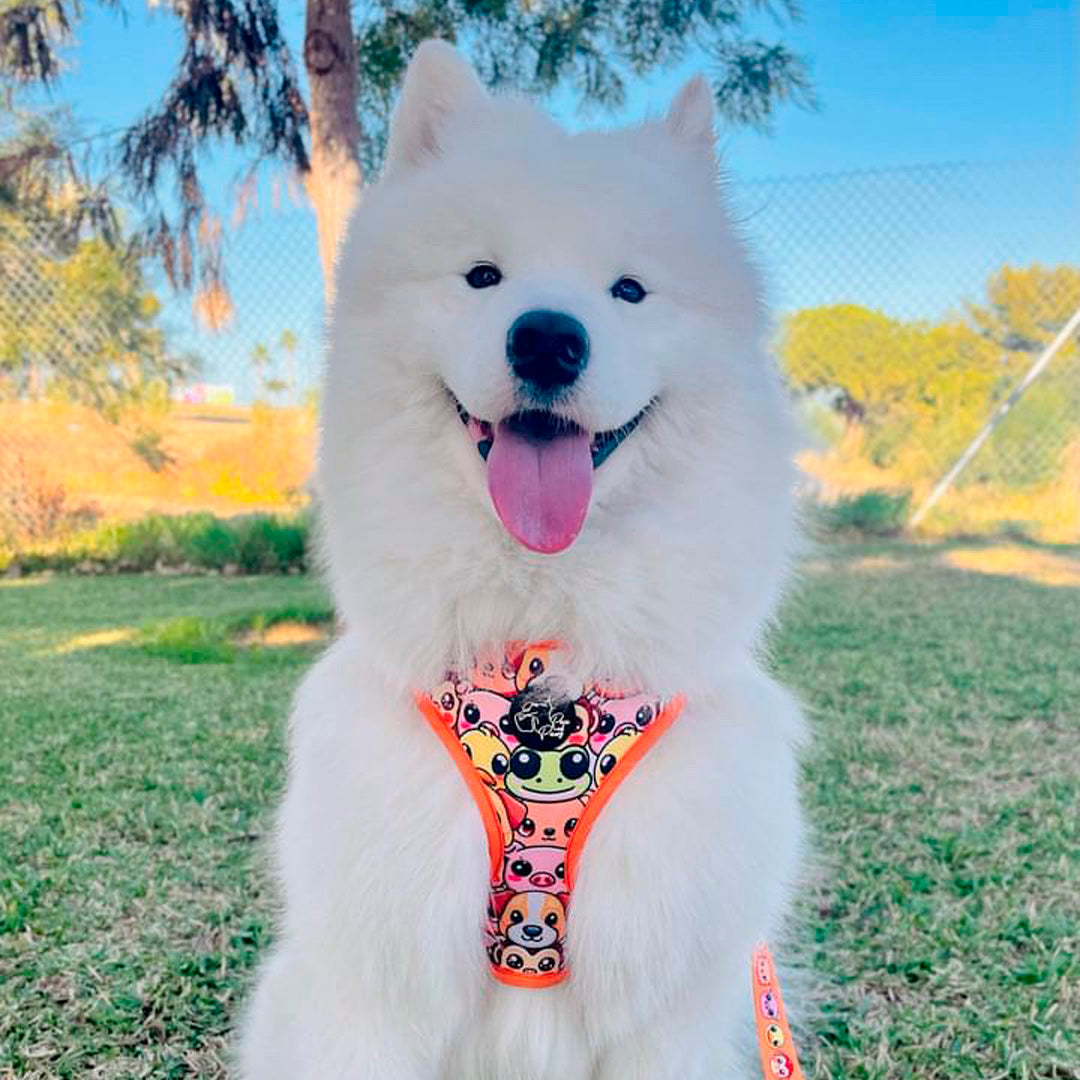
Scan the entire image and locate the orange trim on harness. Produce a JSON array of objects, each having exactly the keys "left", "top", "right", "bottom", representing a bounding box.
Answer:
[
  {"left": 565, "top": 694, "right": 685, "bottom": 888},
  {"left": 416, "top": 692, "right": 507, "bottom": 880}
]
